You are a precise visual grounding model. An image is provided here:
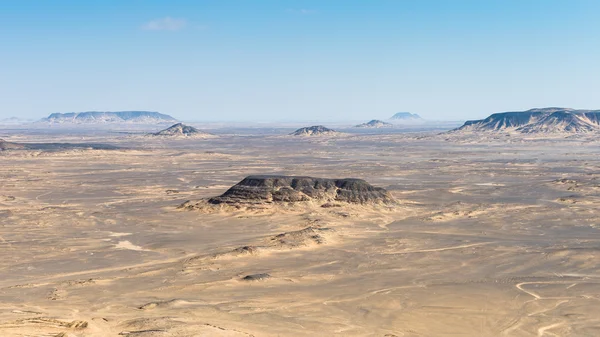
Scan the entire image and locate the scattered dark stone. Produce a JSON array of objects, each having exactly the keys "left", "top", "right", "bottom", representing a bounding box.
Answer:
[
  {"left": 270, "top": 226, "right": 332, "bottom": 247},
  {"left": 321, "top": 202, "right": 342, "bottom": 208},
  {"left": 231, "top": 246, "right": 258, "bottom": 255},
  {"left": 118, "top": 329, "right": 166, "bottom": 335},
  {"left": 0, "top": 210, "right": 13, "bottom": 218},
  {"left": 165, "top": 189, "right": 179, "bottom": 194},
  {"left": 558, "top": 195, "right": 580, "bottom": 203},
  {"left": 242, "top": 273, "right": 271, "bottom": 281}
]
